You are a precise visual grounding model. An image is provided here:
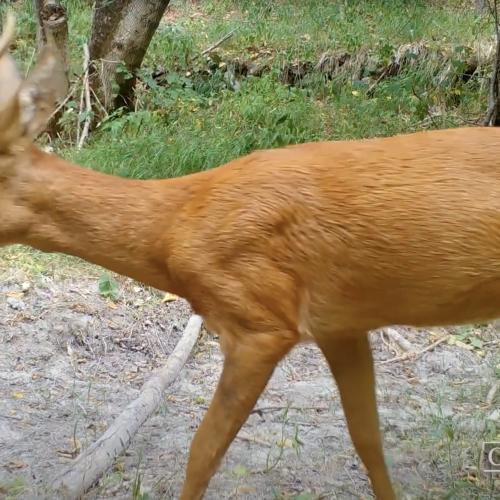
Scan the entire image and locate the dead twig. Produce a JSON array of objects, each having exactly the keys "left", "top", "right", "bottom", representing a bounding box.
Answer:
[
  {"left": 484, "top": 338, "right": 500, "bottom": 346},
  {"left": 47, "top": 84, "right": 77, "bottom": 124},
  {"left": 380, "top": 335, "right": 449, "bottom": 365},
  {"left": 89, "top": 86, "right": 108, "bottom": 118},
  {"left": 45, "top": 69, "right": 89, "bottom": 128},
  {"left": 251, "top": 405, "right": 330, "bottom": 414},
  {"left": 237, "top": 432, "right": 272, "bottom": 447},
  {"left": 77, "top": 43, "right": 92, "bottom": 149},
  {"left": 382, "top": 327, "right": 415, "bottom": 353},
  {"left": 52, "top": 314, "right": 203, "bottom": 499},
  {"left": 76, "top": 81, "right": 84, "bottom": 145},
  {"left": 366, "top": 66, "right": 392, "bottom": 97},
  {"left": 201, "top": 29, "right": 236, "bottom": 56},
  {"left": 486, "top": 380, "right": 499, "bottom": 406}
]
